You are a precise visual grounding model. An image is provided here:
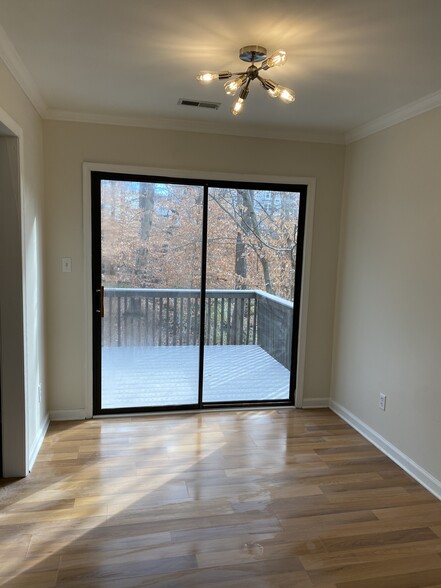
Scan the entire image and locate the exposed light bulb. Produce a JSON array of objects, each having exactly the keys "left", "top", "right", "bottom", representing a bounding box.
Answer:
[
  {"left": 197, "top": 70, "right": 232, "bottom": 83},
  {"left": 231, "top": 97, "right": 245, "bottom": 116},
  {"left": 261, "top": 49, "right": 287, "bottom": 70},
  {"left": 267, "top": 88, "right": 280, "bottom": 98},
  {"left": 267, "top": 84, "right": 281, "bottom": 98},
  {"left": 230, "top": 86, "right": 250, "bottom": 116},
  {"left": 278, "top": 86, "right": 295, "bottom": 104},
  {"left": 224, "top": 75, "right": 246, "bottom": 96},
  {"left": 197, "top": 71, "right": 219, "bottom": 84},
  {"left": 260, "top": 78, "right": 280, "bottom": 98}
]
